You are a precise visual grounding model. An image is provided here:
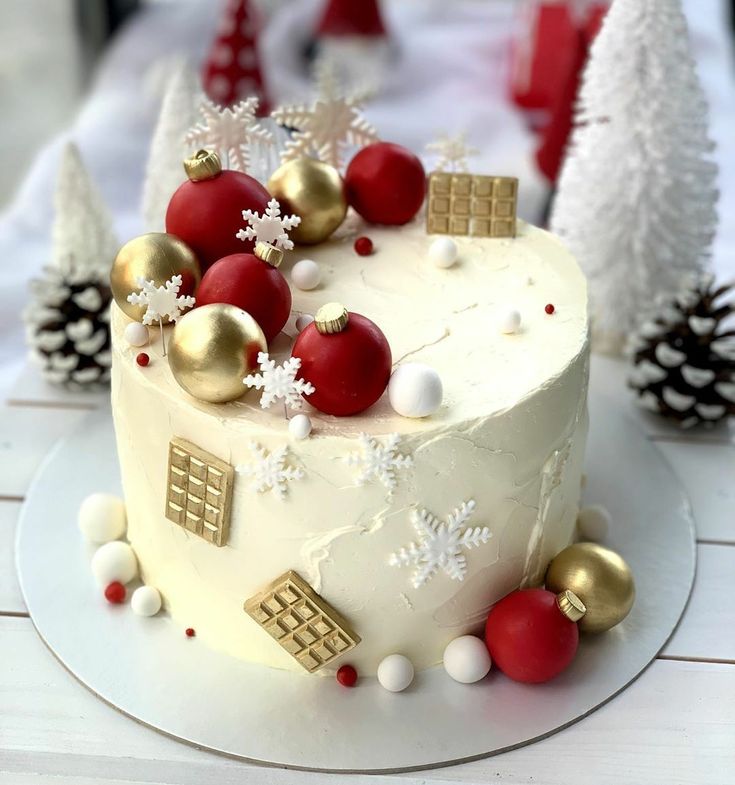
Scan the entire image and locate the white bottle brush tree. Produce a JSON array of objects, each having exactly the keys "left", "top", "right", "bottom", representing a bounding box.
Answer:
[
  {"left": 550, "top": 0, "right": 718, "bottom": 355},
  {"left": 24, "top": 143, "right": 119, "bottom": 387}
]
